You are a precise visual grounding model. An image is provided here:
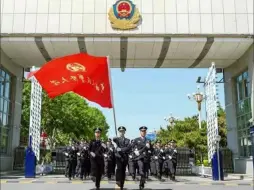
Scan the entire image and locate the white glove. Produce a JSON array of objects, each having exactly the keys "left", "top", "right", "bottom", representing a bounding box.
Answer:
[
  {"left": 129, "top": 155, "right": 132, "bottom": 158},
  {"left": 64, "top": 153, "right": 68, "bottom": 156},
  {"left": 83, "top": 147, "right": 87, "bottom": 150},
  {"left": 160, "top": 149, "right": 164, "bottom": 152},
  {"left": 168, "top": 156, "right": 172, "bottom": 159},
  {"left": 155, "top": 156, "right": 158, "bottom": 159},
  {"left": 104, "top": 154, "right": 108, "bottom": 157},
  {"left": 110, "top": 148, "right": 113, "bottom": 151},
  {"left": 146, "top": 143, "right": 150, "bottom": 148},
  {"left": 174, "top": 149, "right": 177, "bottom": 153},
  {"left": 116, "top": 148, "right": 121, "bottom": 152},
  {"left": 101, "top": 143, "right": 106, "bottom": 149},
  {"left": 90, "top": 152, "right": 96, "bottom": 157},
  {"left": 134, "top": 150, "right": 140, "bottom": 156},
  {"left": 148, "top": 150, "right": 151, "bottom": 153},
  {"left": 77, "top": 152, "right": 80, "bottom": 156},
  {"left": 163, "top": 156, "right": 165, "bottom": 160},
  {"left": 71, "top": 146, "right": 75, "bottom": 150}
]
